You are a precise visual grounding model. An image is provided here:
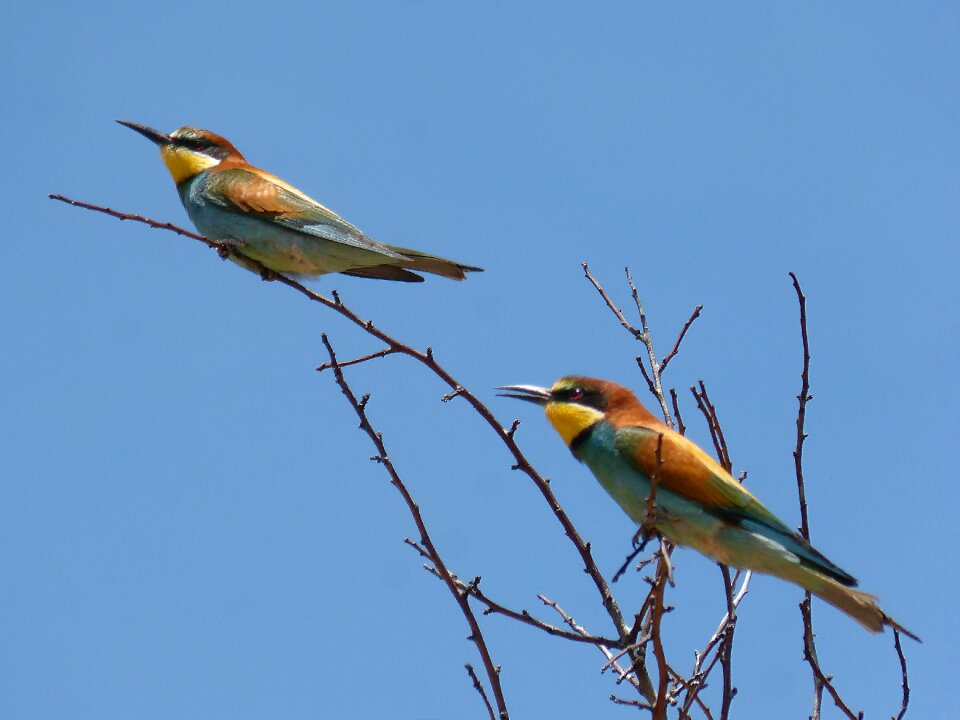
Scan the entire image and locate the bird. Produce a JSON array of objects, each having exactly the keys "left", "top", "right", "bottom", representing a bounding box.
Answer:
[
  {"left": 499, "top": 376, "right": 917, "bottom": 639},
  {"left": 117, "top": 121, "right": 482, "bottom": 282}
]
